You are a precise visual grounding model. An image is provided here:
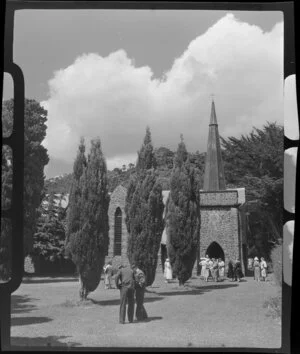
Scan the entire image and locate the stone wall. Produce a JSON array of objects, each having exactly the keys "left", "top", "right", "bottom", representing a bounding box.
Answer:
[
  {"left": 199, "top": 190, "right": 245, "bottom": 274},
  {"left": 200, "top": 190, "right": 239, "bottom": 206},
  {"left": 105, "top": 185, "right": 130, "bottom": 269}
]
